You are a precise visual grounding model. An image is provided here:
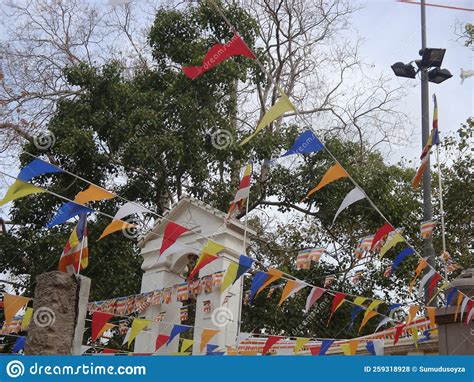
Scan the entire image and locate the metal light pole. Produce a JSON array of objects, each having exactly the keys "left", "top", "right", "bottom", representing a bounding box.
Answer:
[{"left": 420, "top": 0, "right": 436, "bottom": 306}]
